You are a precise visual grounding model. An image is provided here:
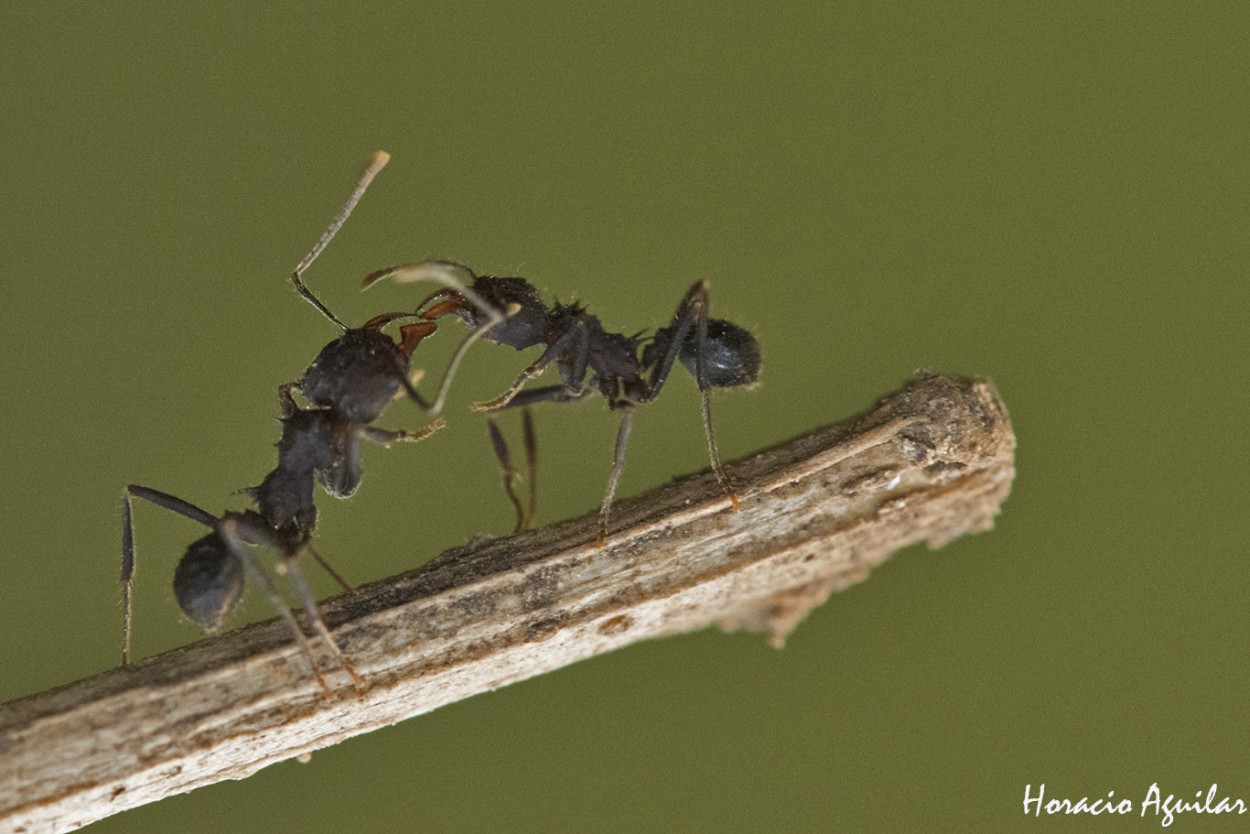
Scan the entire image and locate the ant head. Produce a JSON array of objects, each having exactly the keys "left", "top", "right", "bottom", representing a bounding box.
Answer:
[
  {"left": 680, "top": 319, "right": 761, "bottom": 388},
  {"left": 300, "top": 329, "right": 407, "bottom": 424},
  {"left": 429, "top": 276, "right": 549, "bottom": 351},
  {"left": 174, "top": 532, "right": 244, "bottom": 631}
]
